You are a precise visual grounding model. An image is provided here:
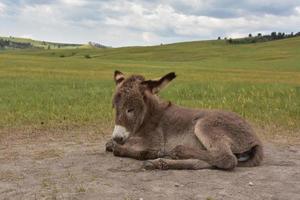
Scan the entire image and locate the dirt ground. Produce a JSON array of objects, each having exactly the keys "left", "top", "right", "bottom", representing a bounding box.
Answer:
[{"left": 0, "top": 128, "right": 300, "bottom": 200}]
